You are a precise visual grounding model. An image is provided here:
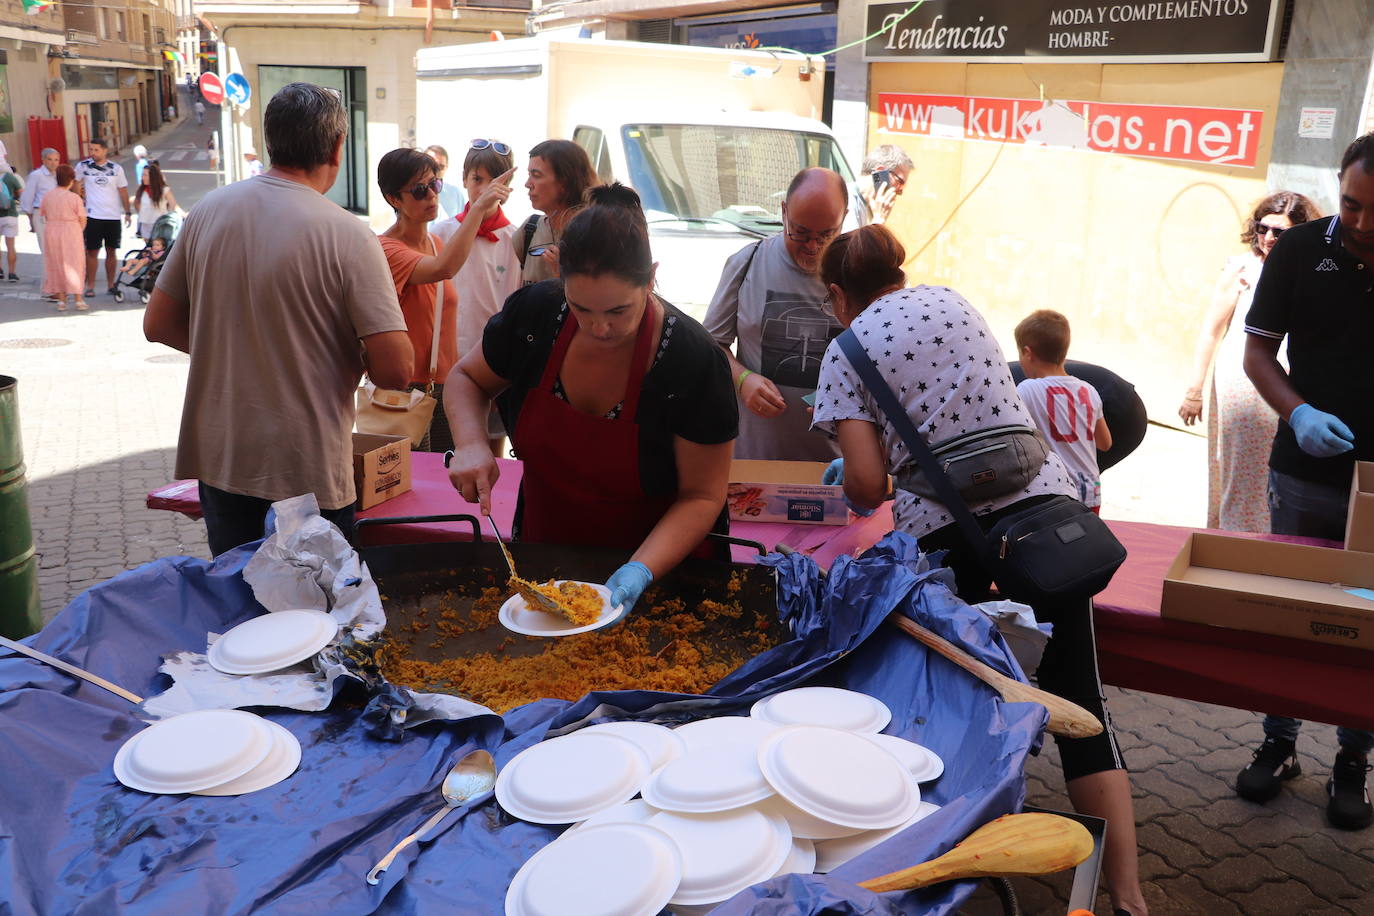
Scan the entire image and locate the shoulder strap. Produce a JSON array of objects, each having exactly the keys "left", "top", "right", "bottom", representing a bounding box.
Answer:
[
  {"left": 835, "top": 329, "right": 985, "bottom": 547},
  {"left": 428, "top": 235, "right": 443, "bottom": 383},
  {"left": 518, "top": 214, "right": 541, "bottom": 266}
]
